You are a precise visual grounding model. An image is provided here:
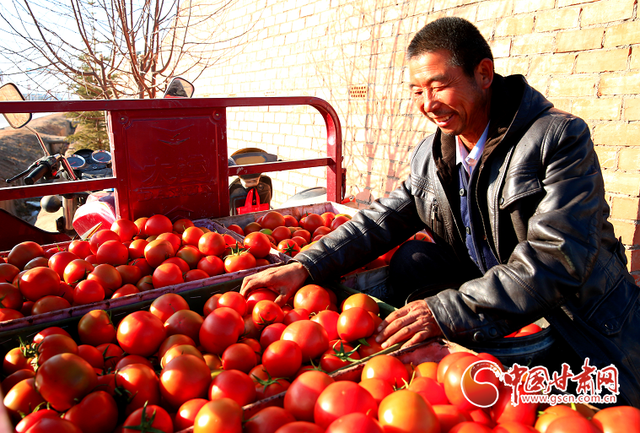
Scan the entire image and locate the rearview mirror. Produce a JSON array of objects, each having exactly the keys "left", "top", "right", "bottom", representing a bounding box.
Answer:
[
  {"left": 0, "top": 83, "right": 31, "bottom": 129},
  {"left": 163, "top": 77, "right": 195, "bottom": 99}
]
